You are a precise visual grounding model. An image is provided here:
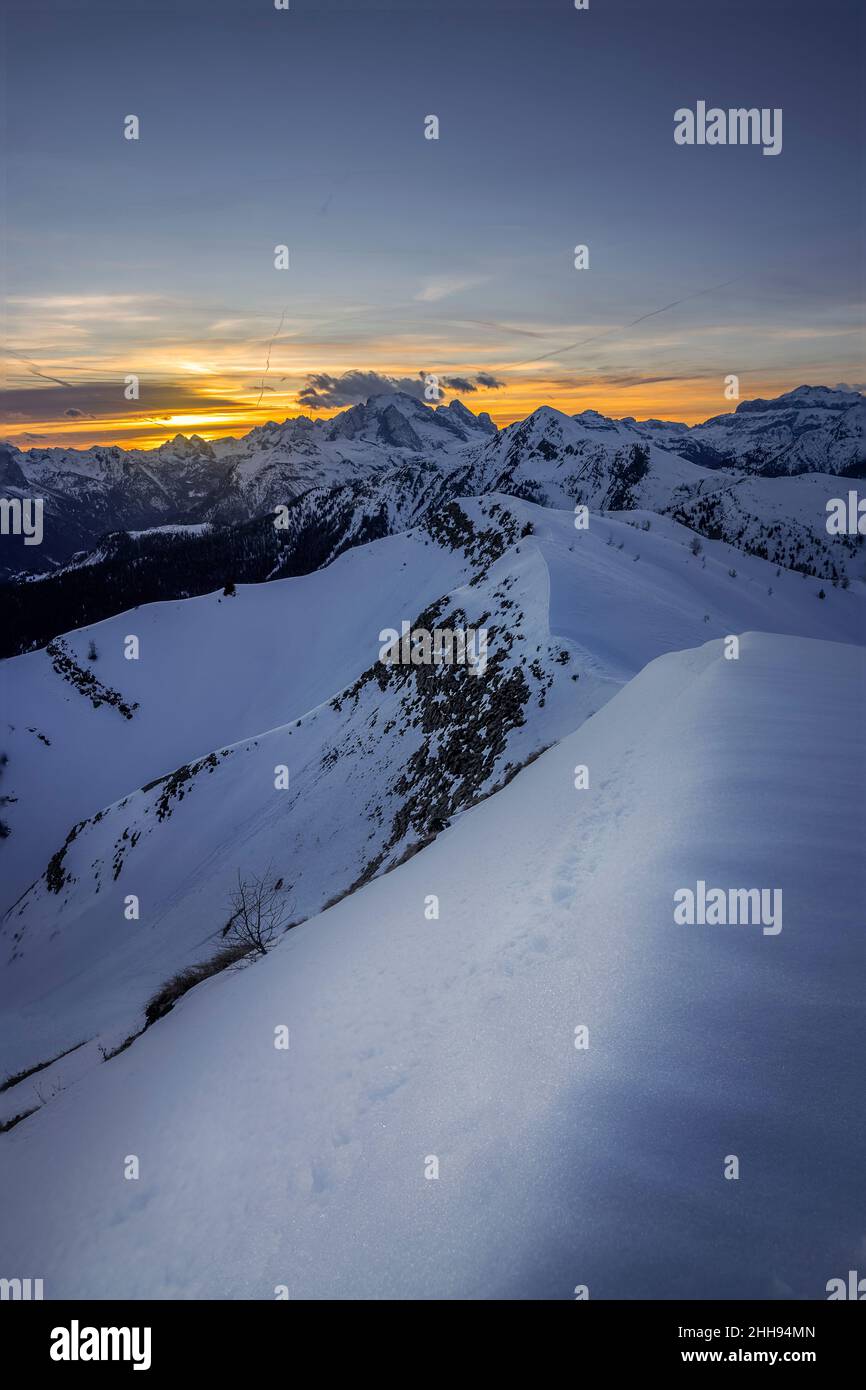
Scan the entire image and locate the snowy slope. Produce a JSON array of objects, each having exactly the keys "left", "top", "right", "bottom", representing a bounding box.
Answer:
[
  {"left": 1, "top": 632, "right": 863, "bottom": 1299},
  {"left": 2, "top": 499, "right": 862, "bottom": 1099},
  {"left": 4, "top": 496, "right": 860, "bottom": 918},
  {"left": 663, "top": 471, "right": 866, "bottom": 585},
  {"left": 0, "top": 462, "right": 472, "bottom": 658},
  {"left": 0, "top": 515, "right": 487, "bottom": 911}
]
